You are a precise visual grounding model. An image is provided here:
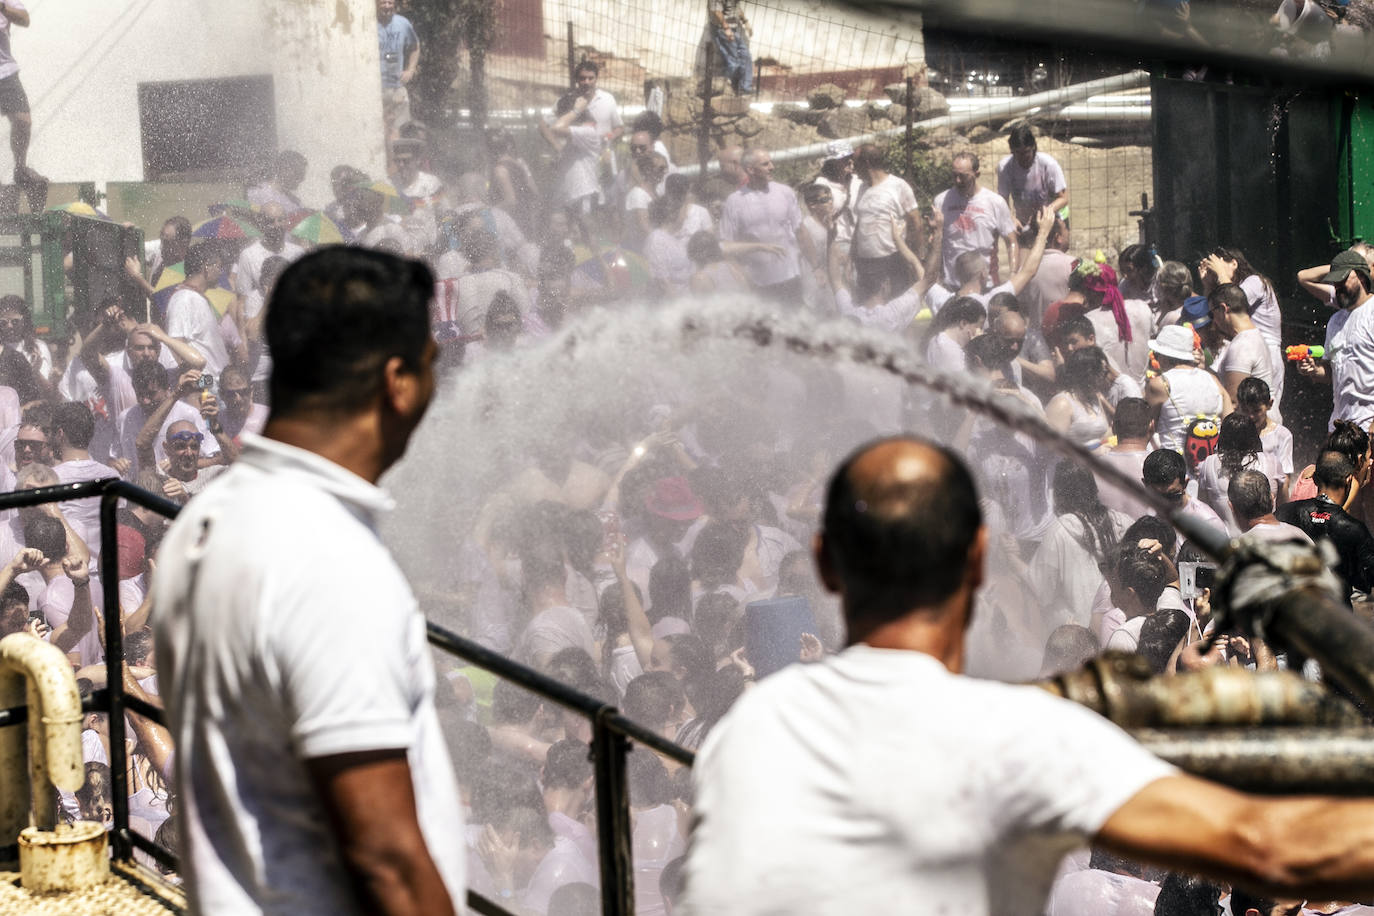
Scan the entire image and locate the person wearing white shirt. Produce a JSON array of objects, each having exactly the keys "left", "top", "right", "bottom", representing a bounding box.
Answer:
[
  {"left": 933, "top": 151, "right": 1018, "bottom": 287},
  {"left": 719, "top": 148, "right": 805, "bottom": 300},
  {"left": 231, "top": 202, "right": 305, "bottom": 299},
  {"left": 996, "top": 125, "right": 1069, "bottom": 244},
  {"left": 684, "top": 437, "right": 1374, "bottom": 916},
  {"left": 851, "top": 143, "right": 923, "bottom": 301},
  {"left": 153, "top": 246, "right": 465, "bottom": 915},
  {"left": 165, "top": 245, "right": 230, "bottom": 377},
  {"left": 1210, "top": 283, "right": 1279, "bottom": 418},
  {"left": 1295, "top": 248, "right": 1374, "bottom": 433}
]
